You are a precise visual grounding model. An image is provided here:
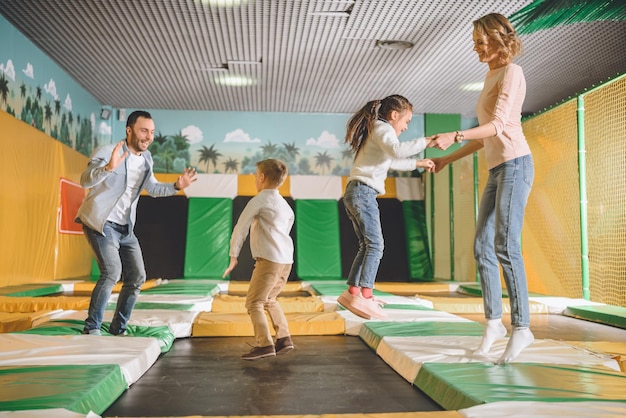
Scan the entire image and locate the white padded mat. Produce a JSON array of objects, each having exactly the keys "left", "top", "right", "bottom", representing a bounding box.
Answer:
[
  {"left": 109, "top": 293, "right": 214, "bottom": 312},
  {"left": 459, "top": 401, "right": 626, "bottom": 418},
  {"left": 0, "top": 334, "right": 161, "bottom": 385},
  {"left": 31, "top": 309, "right": 200, "bottom": 338},
  {"left": 377, "top": 336, "right": 621, "bottom": 384}
]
